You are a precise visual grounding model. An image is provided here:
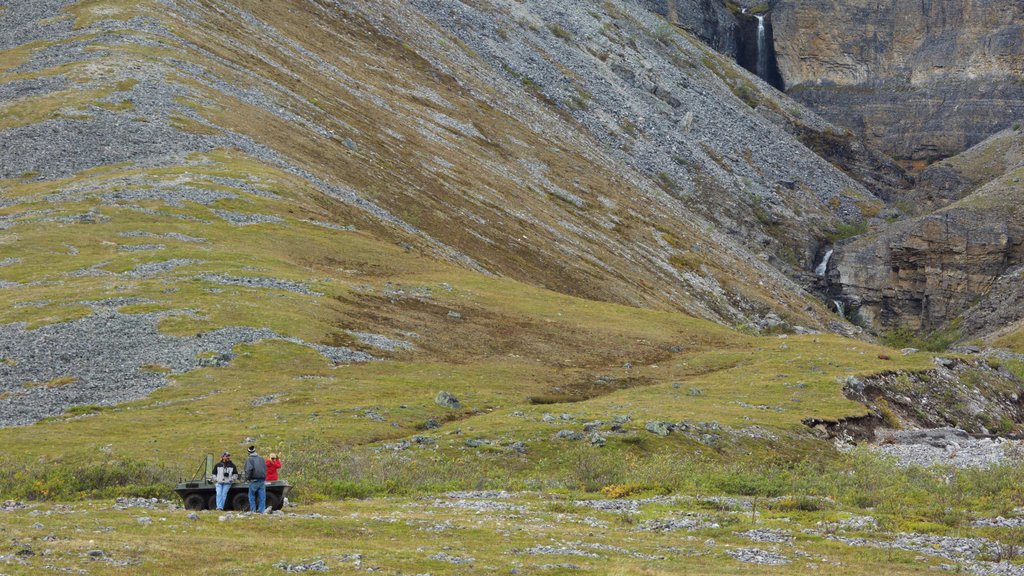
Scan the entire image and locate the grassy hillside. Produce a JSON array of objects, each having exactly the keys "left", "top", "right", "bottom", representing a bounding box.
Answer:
[{"left": 4, "top": 1, "right": 1024, "bottom": 574}]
